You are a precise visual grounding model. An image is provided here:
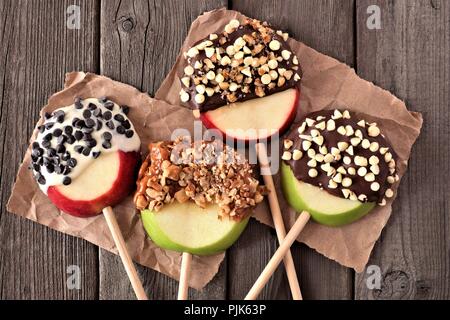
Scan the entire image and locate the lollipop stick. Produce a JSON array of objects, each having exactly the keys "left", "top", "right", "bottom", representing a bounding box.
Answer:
[
  {"left": 178, "top": 252, "right": 192, "bottom": 300},
  {"left": 245, "top": 211, "right": 310, "bottom": 300},
  {"left": 255, "top": 143, "right": 302, "bottom": 300},
  {"left": 103, "top": 206, "right": 148, "bottom": 300}
]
